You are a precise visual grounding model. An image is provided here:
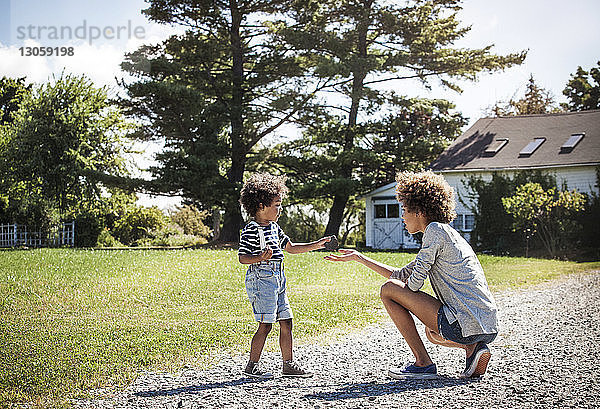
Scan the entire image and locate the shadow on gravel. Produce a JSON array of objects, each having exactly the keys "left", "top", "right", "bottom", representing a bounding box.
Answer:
[
  {"left": 304, "top": 377, "right": 474, "bottom": 401},
  {"left": 134, "top": 377, "right": 267, "bottom": 397}
]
